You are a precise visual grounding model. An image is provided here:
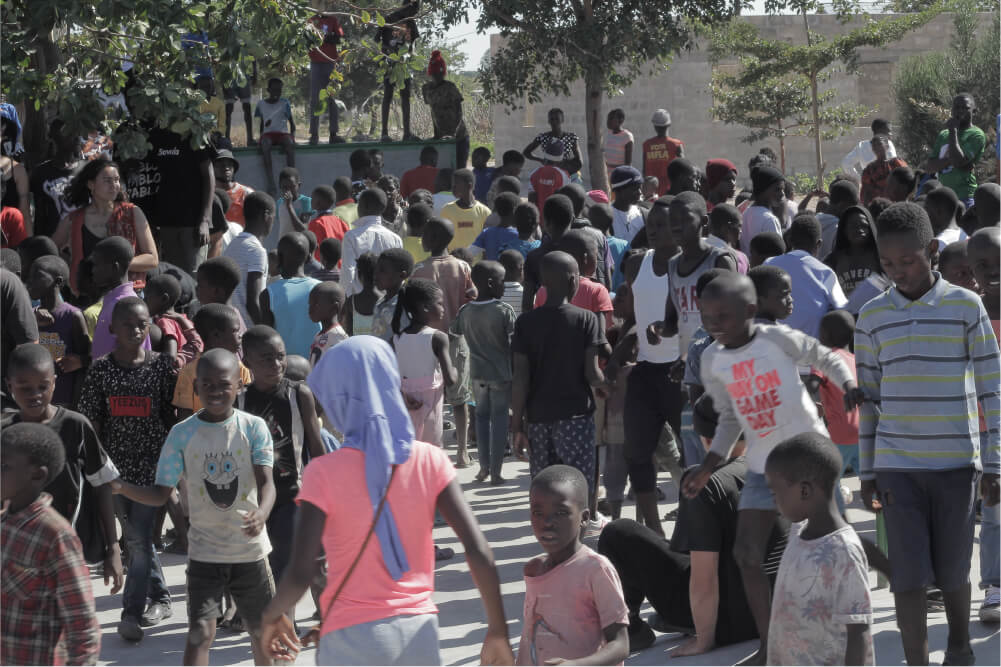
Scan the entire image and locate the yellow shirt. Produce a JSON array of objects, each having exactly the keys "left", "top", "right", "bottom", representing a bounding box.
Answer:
[
  {"left": 440, "top": 200, "right": 491, "bottom": 251},
  {"left": 83, "top": 298, "right": 104, "bottom": 340},
  {"left": 334, "top": 202, "right": 359, "bottom": 227},
  {"left": 200, "top": 96, "right": 226, "bottom": 134},
  {"left": 172, "top": 354, "right": 254, "bottom": 411},
  {"left": 403, "top": 236, "right": 430, "bottom": 264}
]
